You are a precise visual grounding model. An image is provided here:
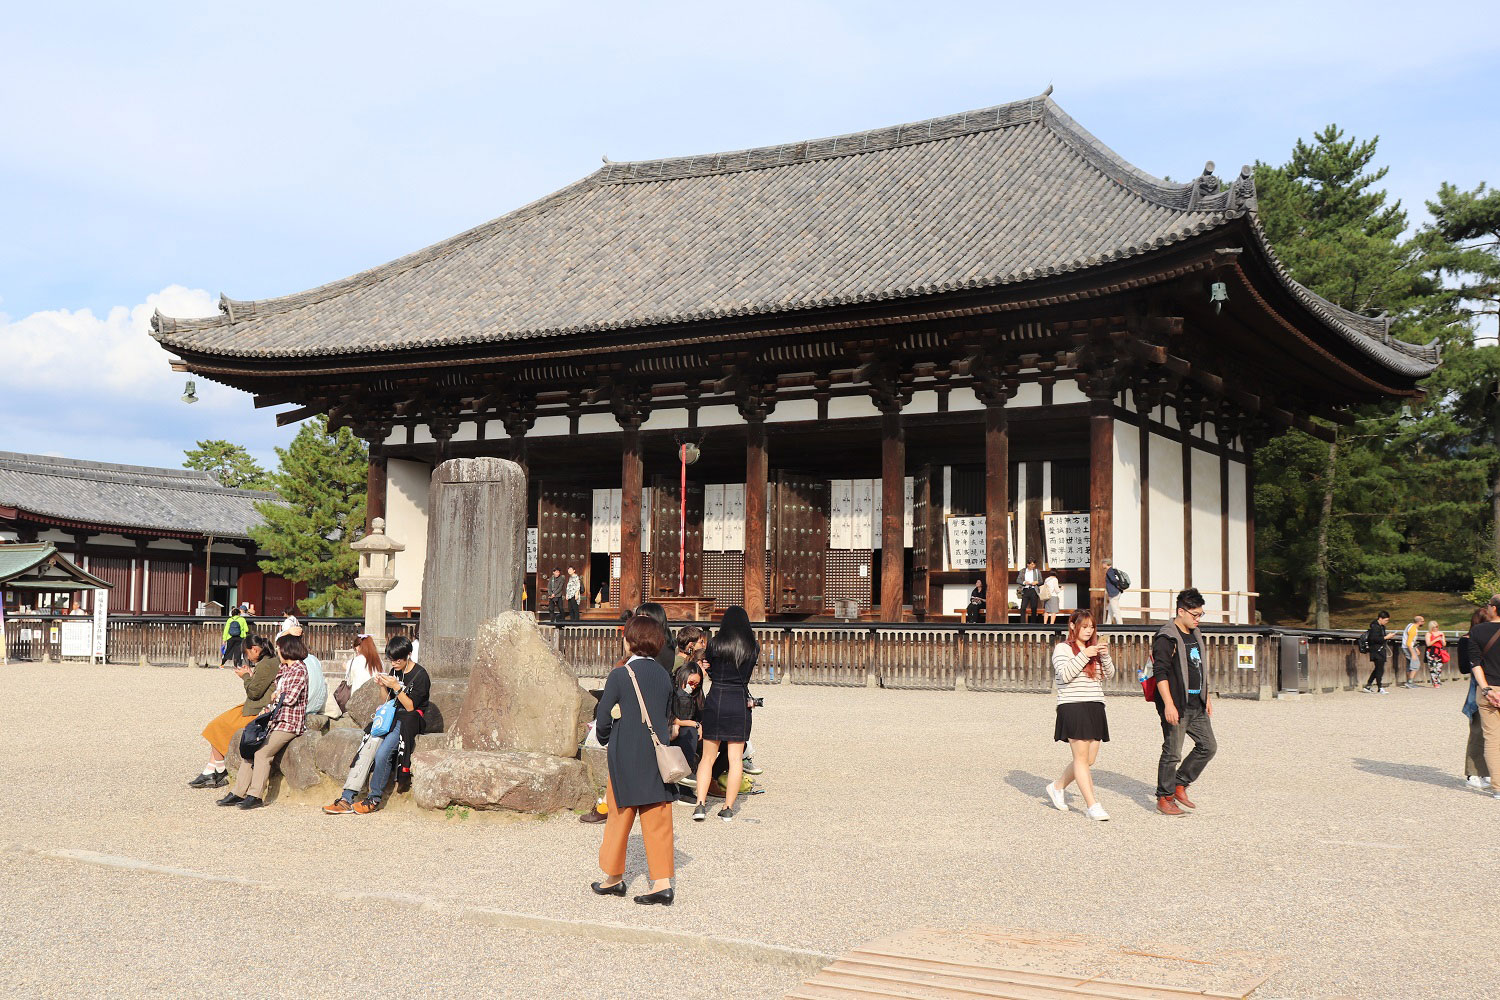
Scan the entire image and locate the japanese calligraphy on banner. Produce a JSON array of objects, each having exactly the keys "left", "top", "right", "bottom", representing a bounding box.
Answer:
[
  {"left": 60, "top": 620, "right": 92, "bottom": 658},
  {"left": 91, "top": 588, "right": 107, "bottom": 661},
  {"left": 1042, "top": 512, "right": 1091, "bottom": 568},
  {"left": 867, "top": 478, "right": 914, "bottom": 550},
  {"left": 640, "top": 487, "right": 652, "bottom": 553},
  {"left": 829, "top": 480, "right": 854, "bottom": 549},
  {"left": 591, "top": 489, "right": 622, "bottom": 552},
  {"left": 851, "top": 480, "right": 874, "bottom": 547},
  {"left": 943, "top": 515, "right": 1017, "bottom": 570},
  {"left": 703, "top": 484, "right": 726, "bottom": 551},
  {"left": 526, "top": 527, "right": 538, "bottom": 573},
  {"left": 723, "top": 484, "right": 746, "bottom": 550}
]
